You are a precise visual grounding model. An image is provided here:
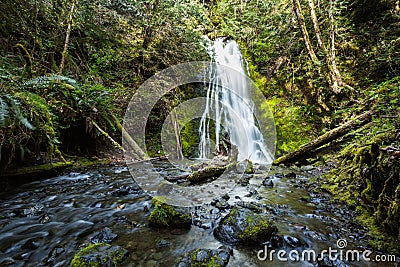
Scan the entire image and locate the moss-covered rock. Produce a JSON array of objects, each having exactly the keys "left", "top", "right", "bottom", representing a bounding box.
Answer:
[
  {"left": 244, "top": 160, "right": 254, "bottom": 174},
  {"left": 235, "top": 159, "right": 254, "bottom": 174},
  {"left": 70, "top": 243, "right": 128, "bottom": 267},
  {"left": 0, "top": 161, "right": 72, "bottom": 178},
  {"left": 148, "top": 197, "right": 192, "bottom": 229},
  {"left": 176, "top": 248, "right": 231, "bottom": 267},
  {"left": 213, "top": 206, "right": 277, "bottom": 245}
]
